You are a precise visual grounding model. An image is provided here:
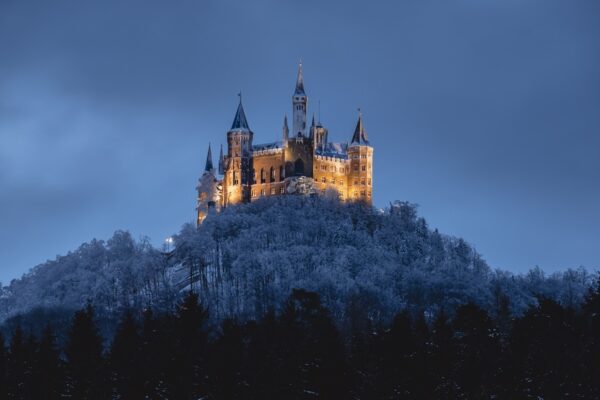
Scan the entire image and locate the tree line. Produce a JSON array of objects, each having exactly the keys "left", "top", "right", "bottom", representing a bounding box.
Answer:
[{"left": 1, "top": 277, "right": 600, "bottom": 399}]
